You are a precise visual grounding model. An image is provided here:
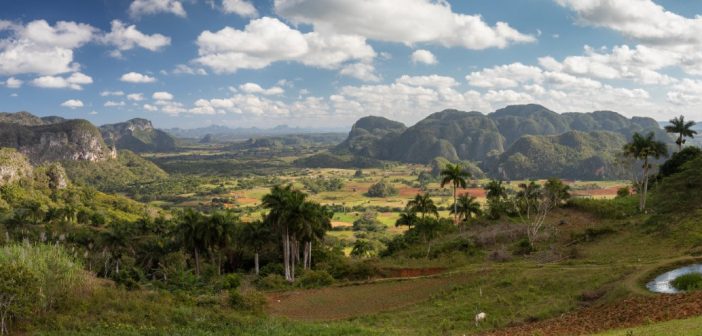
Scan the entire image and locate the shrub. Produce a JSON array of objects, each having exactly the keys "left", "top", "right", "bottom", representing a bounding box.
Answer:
[
  {"left": 616, "top": 186, "right": 630, "bottom": 198},
  {"left": 254, "top": 274, "right": 289, "bottom": 290},
  {"left": 221, "top": 273, "right": 241, "bottom": 290},
  {"left": 568, "top": 197, "right": 638, "bottom": 219},
  {"left": 259, "top": 263, "right": 284, "bottom": 278},
  {"left": 296, "top": 270, "right": 334, "bottom": 288},
  {"left": 428, "top": 237, "right": 478, "bottom": 258},
  {"left": 229, "top": 288, "right": 267, "bottom": 312},
  {"left": 365, "top": 180, "right": 398, "bottom": 197},
  {"left": 512, "top": 238, "right": 534, "bottom": 256},
  {"left": 0, "top": 263, "right": 40, "bottom": 334},
  {"left": 0, "top": 243, "right": 86, "bottom": 310},
  {"left": 671, "top": 273, "right": 702, "bottom": 291}
]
